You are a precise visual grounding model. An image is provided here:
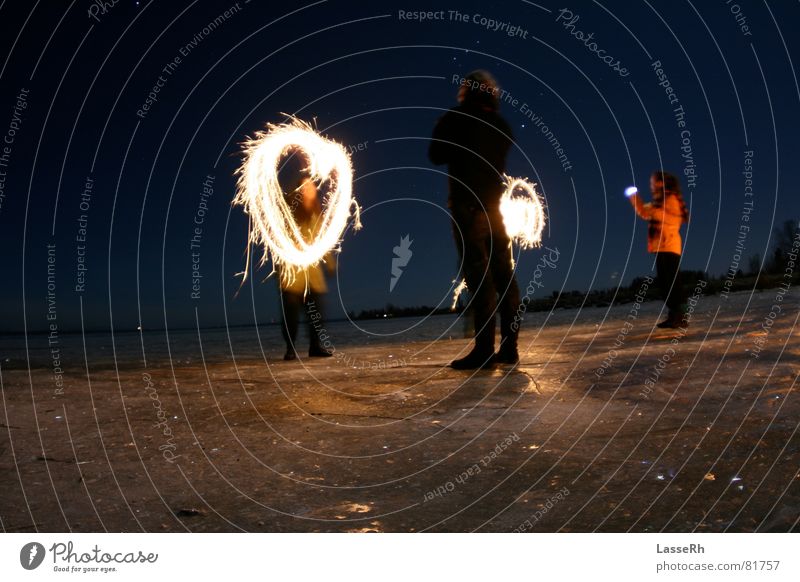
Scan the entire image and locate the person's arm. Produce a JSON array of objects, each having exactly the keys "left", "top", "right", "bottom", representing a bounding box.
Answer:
[
  {"left": 428, "top": 112, "right": 454, "bottom": 165},
  {"left": 628, "top": 193, "right": 653, "bottom": 220}
]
